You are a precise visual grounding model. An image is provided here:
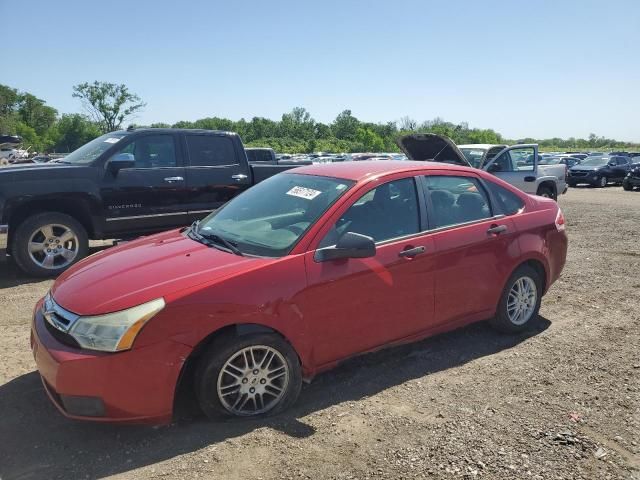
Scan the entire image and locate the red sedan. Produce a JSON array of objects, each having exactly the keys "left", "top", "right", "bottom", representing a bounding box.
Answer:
[{"left": 31, "top": 161, "right": 567, "bottom": 424}]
